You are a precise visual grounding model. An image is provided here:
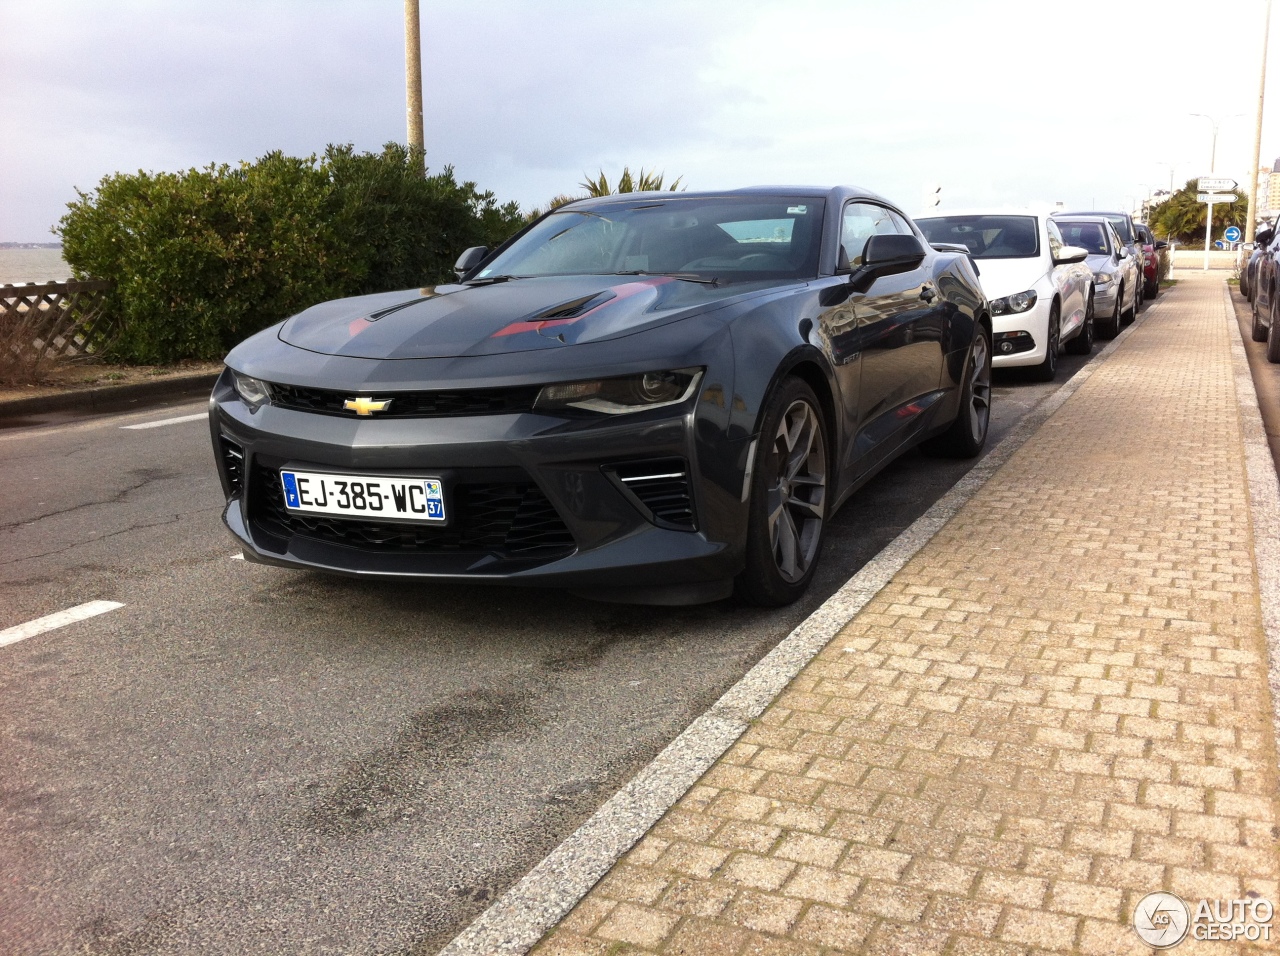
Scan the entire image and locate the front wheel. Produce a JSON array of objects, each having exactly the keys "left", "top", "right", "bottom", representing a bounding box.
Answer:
[
  {"left": 1252, "top": 295, "right": 1268, "bottom": 342},
  {"left": 736, "top": 379, "right": 829, "bottom": 606},
  {"left": 1121, "top": 284, "right": 1135, "bottom": 325},
  {"left": 923, "top": 326, "right": 991, "bottom": 459},
  {"left": 1065, "top": 296, "right": 1094, "bottom": 355},
  {"left": 1031, "top": 303, "right": 1060, "bottom": 382},
  {"left": 1098, "top": 291, "right": 1122, "bottom": 339},
  {"left": 1267, "top": 297, "right": 1280, "bottom": 364}
]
